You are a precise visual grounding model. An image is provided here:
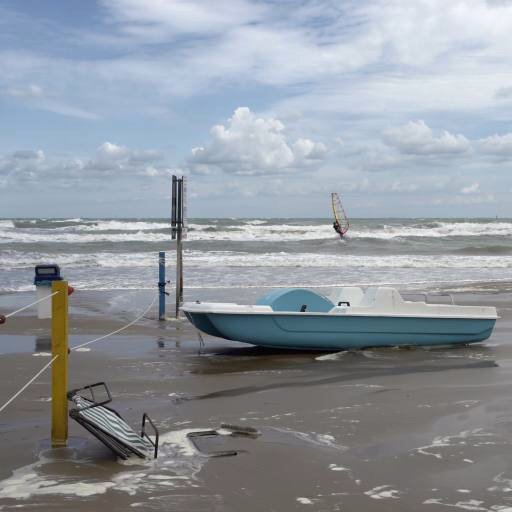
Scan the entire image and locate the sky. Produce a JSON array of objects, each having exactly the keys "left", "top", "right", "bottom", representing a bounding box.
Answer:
[{"left": 1, "top": 0, "right": 512, "bottom": 218}]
